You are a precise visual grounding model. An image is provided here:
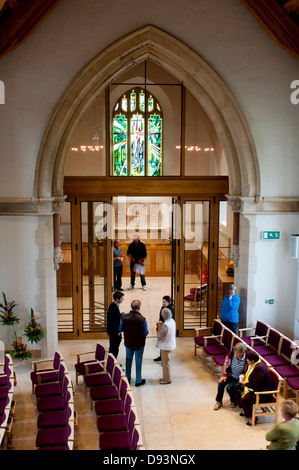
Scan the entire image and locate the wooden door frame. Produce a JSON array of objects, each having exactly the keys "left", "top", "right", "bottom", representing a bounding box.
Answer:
[{"left": 59, "top": 176, "right": 229, "bottom": 339}]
